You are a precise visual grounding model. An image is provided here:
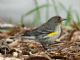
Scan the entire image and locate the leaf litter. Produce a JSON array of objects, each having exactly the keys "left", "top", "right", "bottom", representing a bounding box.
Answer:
[{"left": 0, "top": 22, "right": 79, "bottom": 60}]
